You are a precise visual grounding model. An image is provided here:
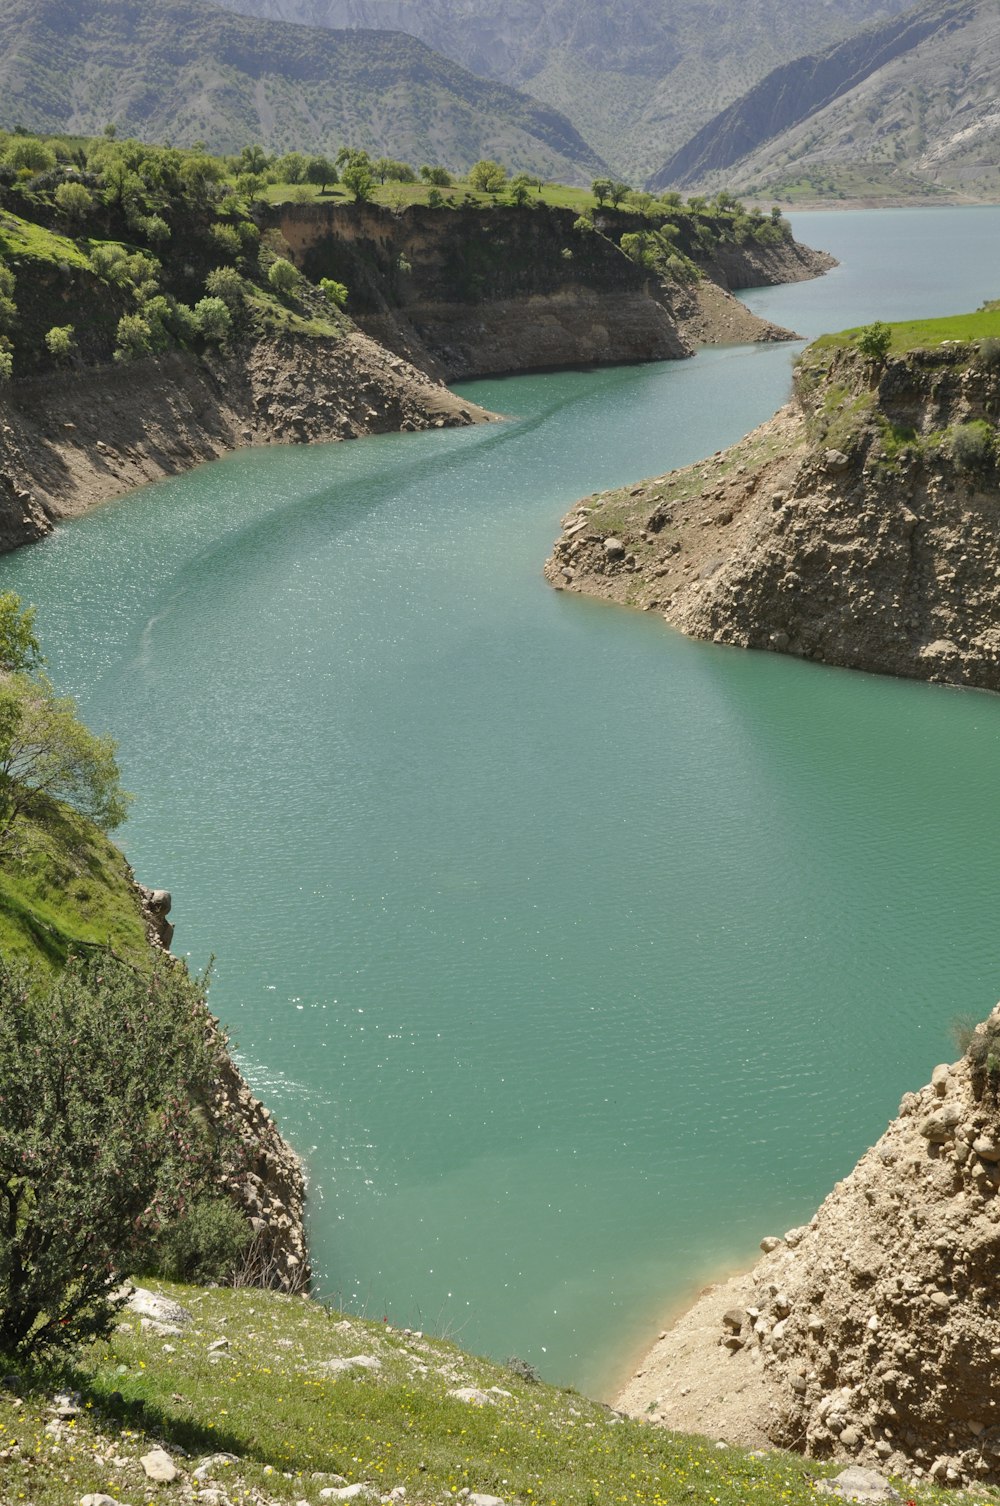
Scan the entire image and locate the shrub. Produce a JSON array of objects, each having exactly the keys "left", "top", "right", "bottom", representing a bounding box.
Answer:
[
  {"left": 0, "top": 951, "right": 238, "bottom": 1356},
  {"left": 4, "top": 138, "right": 56, "bottom": 174},
  {"left": 54, "top": 180, "right": 93, "bottom": 226},
  {"left": 320, "top": 278, "right": 348, "bottom": 308},
  {"left": 420, "top": 165, "right": 452, "bottom": 187},
  {"left": 979, "top": 337, "right": 1000, "bottom": 368},
  {"left": 114, "top": 312, "right": 153, "bottom": 362},
  {"left": 268, "top": 257, "right": 300, "bottom": 296},
  {"left": 146, "top": 1195, "right": 251, "bottom": 1284},
  {"left": 204, "top": 264, "right": 245, "bottom": 311},
  {"left": 209, "top": 222, "right": 243, "bottom": 263},
  {"left": 0, "top": 348, "right": 11, "bottom": 383},
  {"left": 194, "top": 296, "right": 232, "bottom": 344},
  {"left": 44, "top": 324, "right": 75, "bottom": 361},
  {"left": 950, "top": 419, "right": 995, "bottom": 472},
  {"left": 856, "top": 321, "right": 892, "bottom": 361}
]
